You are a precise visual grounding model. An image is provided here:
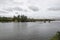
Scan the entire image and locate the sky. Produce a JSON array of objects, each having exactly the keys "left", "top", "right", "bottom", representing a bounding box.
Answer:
[{"left": 0, "top": 0, "right": 60, "bottom": 18}]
